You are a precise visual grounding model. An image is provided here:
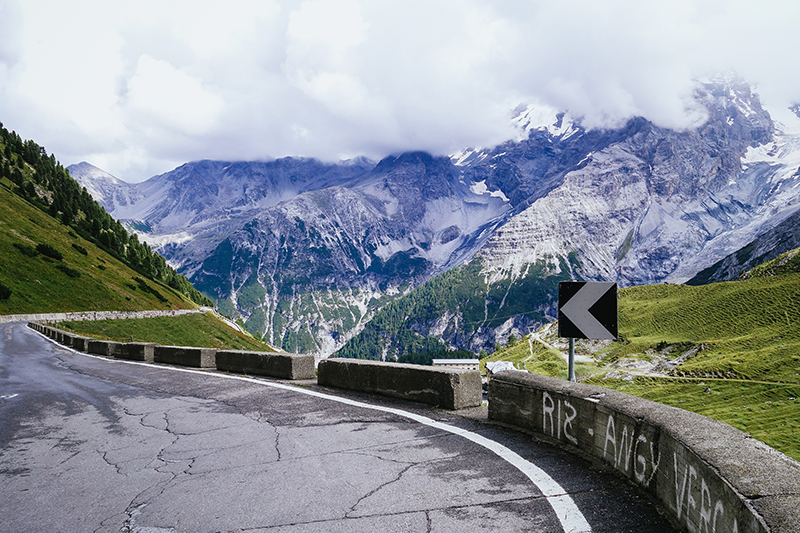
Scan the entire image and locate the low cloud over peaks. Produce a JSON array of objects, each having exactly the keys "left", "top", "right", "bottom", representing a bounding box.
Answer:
[{"left": 1, "top": 0, "right": 799, "bottom": 182}]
